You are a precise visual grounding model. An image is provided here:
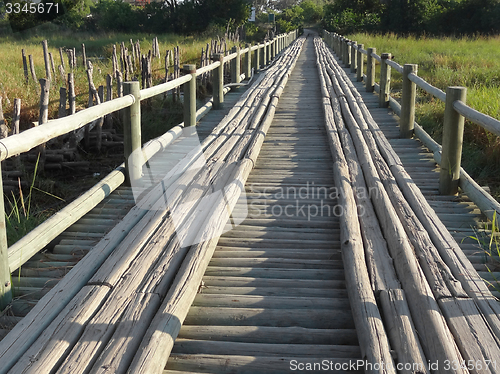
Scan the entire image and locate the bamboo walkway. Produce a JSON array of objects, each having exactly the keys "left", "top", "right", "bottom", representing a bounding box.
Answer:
[
  {"left": 0, "top": 31, "right": 499, "bottom": 374},
  {"left": 165, "top": 34, "right": 361, "bottom": 373}
]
